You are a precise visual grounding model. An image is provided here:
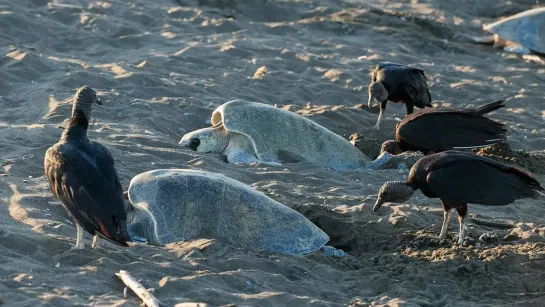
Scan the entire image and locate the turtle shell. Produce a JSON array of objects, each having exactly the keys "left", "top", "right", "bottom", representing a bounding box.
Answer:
[
  {"left": 127, "top": 169, "right": 330, "bottom": 255},
  {"left": 484, "top": 7, "right": 545, "bottom": 53},
  {"left": 211, "top": 99, "right": 370, "bottom": 171}
]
